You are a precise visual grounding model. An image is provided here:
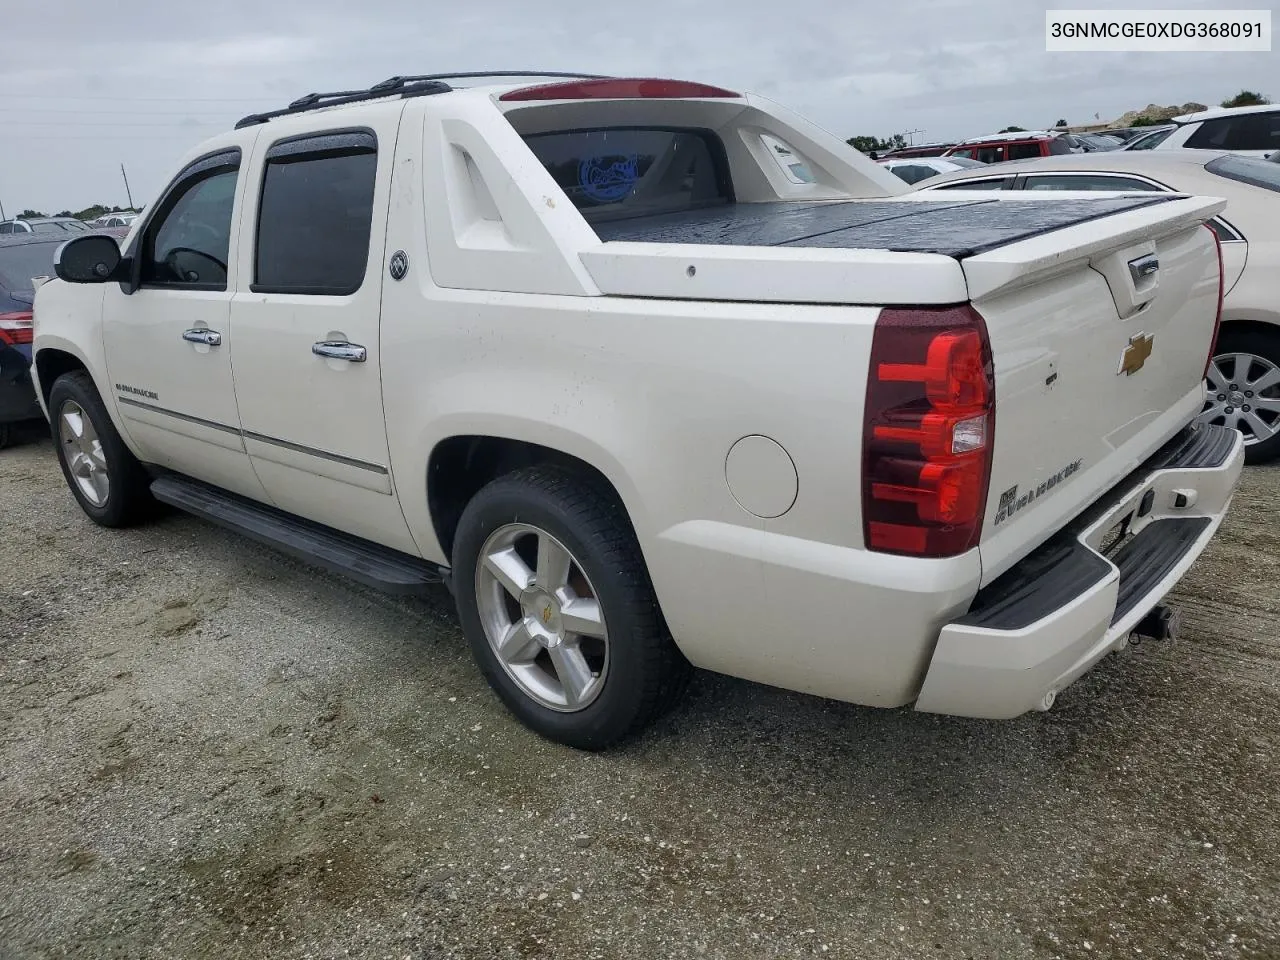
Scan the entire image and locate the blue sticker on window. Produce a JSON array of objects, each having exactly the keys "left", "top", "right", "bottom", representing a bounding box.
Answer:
[{"left": 578, "top": 155, "right": 640, "bottom": 202}]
